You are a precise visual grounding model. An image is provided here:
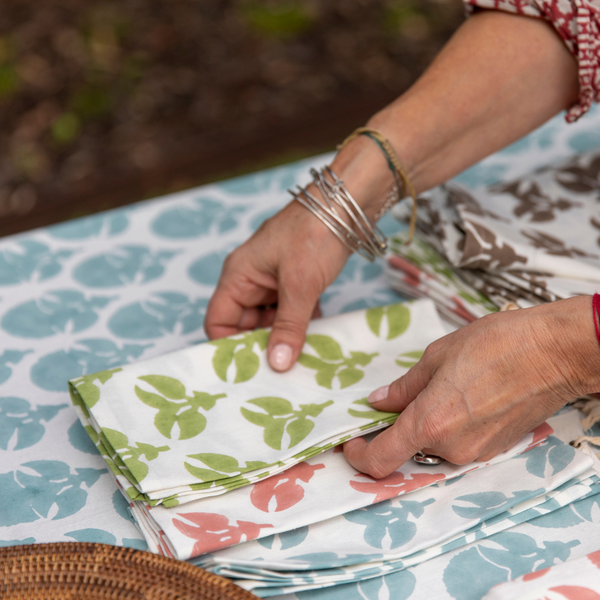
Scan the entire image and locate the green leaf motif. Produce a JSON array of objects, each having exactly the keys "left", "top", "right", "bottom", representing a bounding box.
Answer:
[
  {"left": 241, "top": 397, "right": 334, "bottom": 450},
  {"left": 191, "top": 453, "right": 240, "bottom": 473},
  {"left": 184, "top": 453, "right": 271, "bottom": 482},
  {"left": 299, "top": 335, "right": 377, "bottom": 389},
  {"left": 366, "top": 307, "right": 384, "bottom": 337},
  {"left": 138, "top": 375, "right": 186, "bottom": 399},
  {"left": 306, "top": 334, "right": 344, "bottom": 360},
  {"left": 103, "top": 428, "right": 169, "bottom": 483},
  {"left": 210, "top": 329, "right": 269, "bottom": 383},
  {"left": 70, "top": 368, "right": 123, "bottom": 408},
  {"left": 248, "top": 397, "right": 294, "bottom": 416},
  {"left": 396, "top": 350, "right": 424, "bottom": 369},
  {"left": 347, "top": 397, "right": 399, "bottom": 422},
  {"left": 366, "top": 303, "right": 411, "bottom": 339},
  {"left": 337, "top": 367, "right": 363, "bottom": 388},
  {"left": 135, "top": 376, "right": 225, "bottom": 440}
]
